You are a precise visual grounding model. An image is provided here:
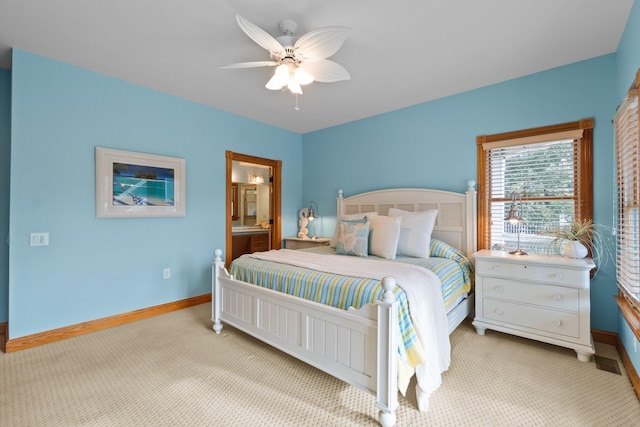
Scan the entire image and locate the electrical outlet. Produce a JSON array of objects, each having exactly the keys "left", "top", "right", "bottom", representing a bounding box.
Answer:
[{"left": 163, "top": 268, "right": 171, "bottom": 279}]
